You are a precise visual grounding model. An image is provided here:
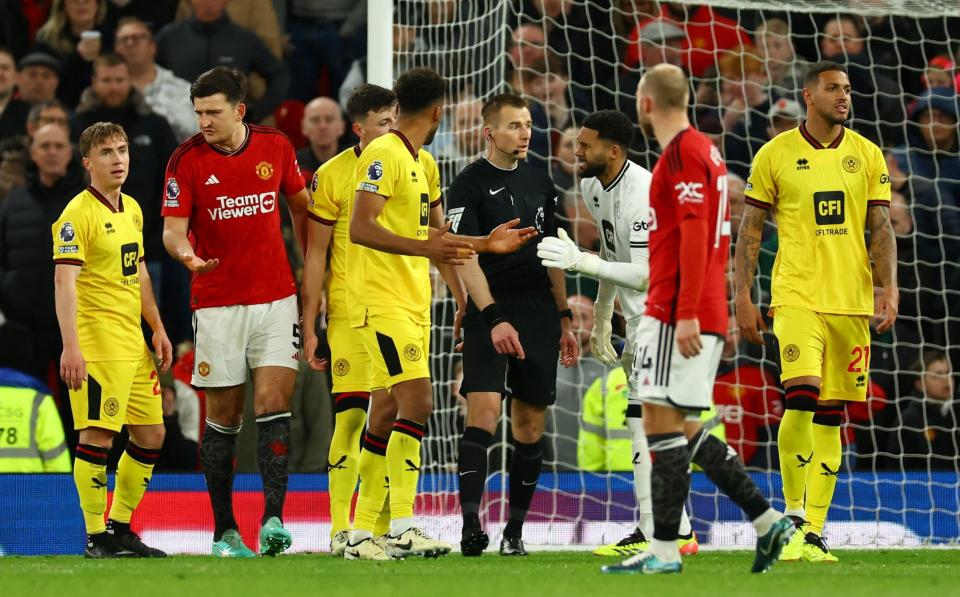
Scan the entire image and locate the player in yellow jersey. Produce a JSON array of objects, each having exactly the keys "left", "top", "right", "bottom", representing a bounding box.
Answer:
[
  {"left": 735, "top": 61, "right": 898, "bottom": 563},
  {"left": 348, "top": 68, "right": 536, "bottom": 559},
  {"left": 301, "top": 84, "right": 399, "bottom": 557},
  {"left": 52, "top": 122, "right": 173, "bottom": 558}
]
